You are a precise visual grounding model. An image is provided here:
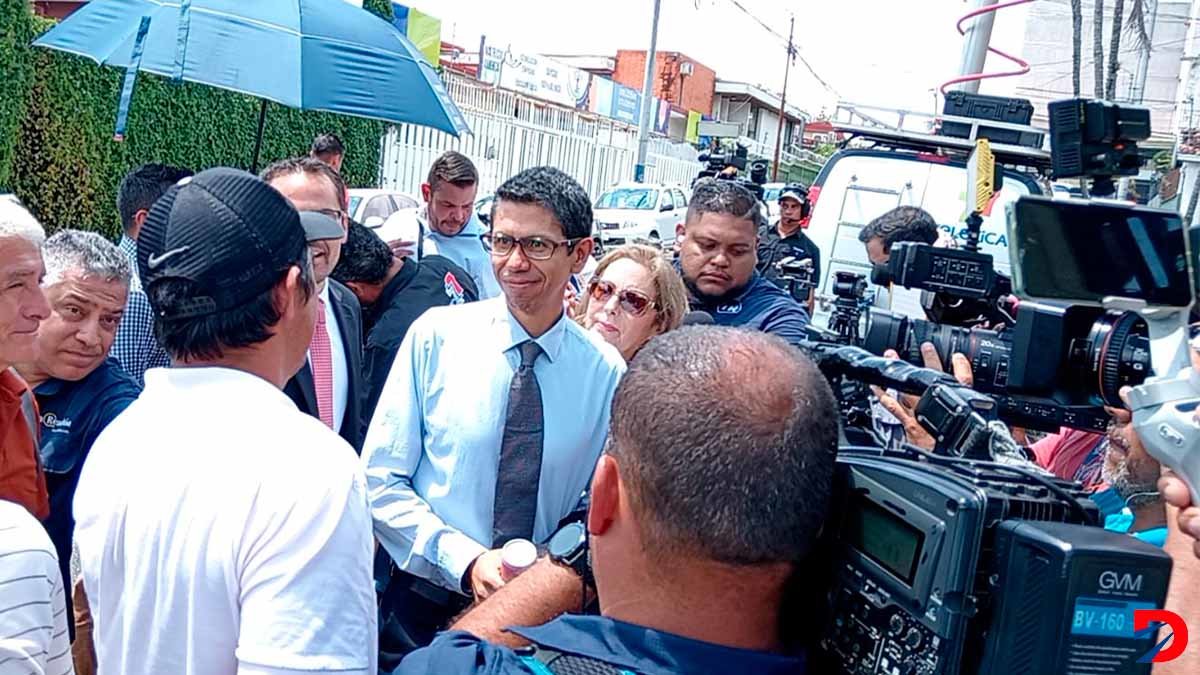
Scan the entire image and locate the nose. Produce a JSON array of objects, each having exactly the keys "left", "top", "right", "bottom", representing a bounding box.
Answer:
[
  {"left": 75, "top": 316, "right": 103, "bottom": 349},
  {"left": 603, "top": 292, "right": 621, "bottom": 313},
  {"left": 710, "top": 251, "right": 730, "bottom": 267},
  {"left": 501, "top": 243, "right": 532, "bottom": 271},
  {"left": 23, "top": 286, "right": 50, "bottom": 322}
]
